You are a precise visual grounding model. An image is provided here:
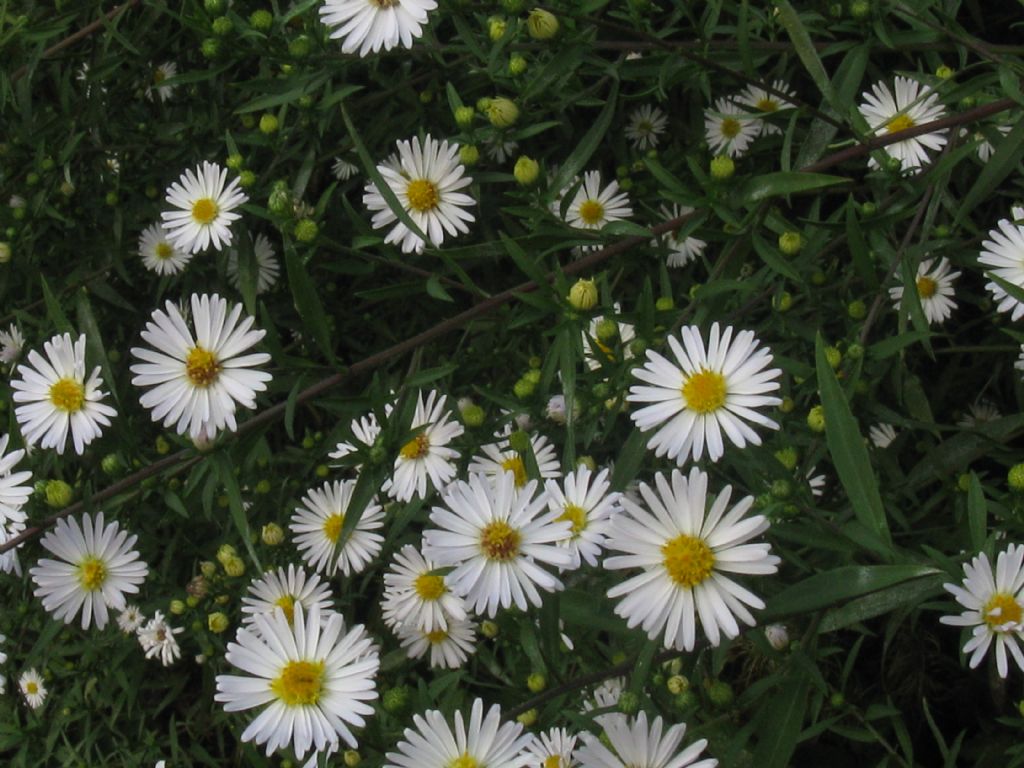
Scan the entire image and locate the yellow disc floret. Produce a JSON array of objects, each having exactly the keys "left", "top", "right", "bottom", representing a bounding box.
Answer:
[
  {"left": 578, "top": 199, "right": 605, "bottom": 226},
  {"left": 414, "top": 573, "right": 446, "bottom": 601},
  {"left": 191, "top": 197, "right": 219, "bottom": 225},
  {"left": 756, "top": 97, "right": 778, "bottom": 113},
  {"left": 270, "top": 660, "right": 325, "bottom": 707},
  {"left": 557, "top": 503, "right": 588, "bottom": 537},
  {"left": 400, "top": 433, "right": 431, "bottom": 460},
  {"left": 887, "top": 113, "right": 915, "bottom": 133},
  {"left": 323, "top": 513, "right": 345, "bottom": 544},
  {"left": 682, "top": 369, "right": 727, "bottom": 414},
  {"left": 49, "top": 377, "right": 85, "bottom": 413},
  {"left": 155, "top": 242, "right": 174, "bottom": 260},
  {"left": 77, "top": 556, "right": 108, "bottom": 591},
  {"left": 425, "top": 629, "right": 449, "bottom": 645},
  {"left": 448, "top": 754, "right": 479, "bottom": 768},
  {"left": 186, "top": 346, "right": 221, "bottom": 387},
  {"left": 662, "top": 534, "right": 715, "bottom": 588},
  {"left": 720, "top": 117, "right": 741, "bottom": 138},
  {"left": 984, "top": 592, "right": 1023, "bottom": 630},
  {"left": 544, "top": 756, "right": 562, "bottom": 768},
  {"left": 480, "top": 521, "right": 521, "bottom": 561},
  {"left": 500, "top": 455, "right": 528, "bottom": 488},
  {"left": 406, "top": 179, "right": 440, "bottom": 212},
  {"left": 916, "top": 275, "right": 937, "bottom": 299},
  {"left": 274, "top": 594, "right": 297, "bottom": 625}
]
